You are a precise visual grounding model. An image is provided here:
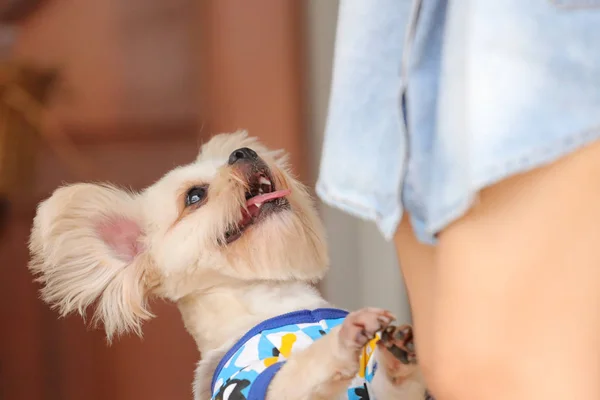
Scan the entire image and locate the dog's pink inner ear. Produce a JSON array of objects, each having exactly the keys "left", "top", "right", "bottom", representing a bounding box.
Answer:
[{"left": 96, "top": 217, "right": 143, "bottom": 262}]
